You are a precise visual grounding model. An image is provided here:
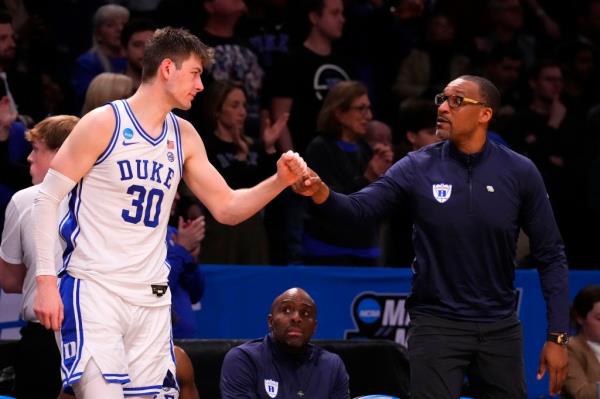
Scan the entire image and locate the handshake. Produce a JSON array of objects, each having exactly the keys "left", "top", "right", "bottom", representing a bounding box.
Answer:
[{"left": 277, "top": 150, "right": 329, "bottom": 204}]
